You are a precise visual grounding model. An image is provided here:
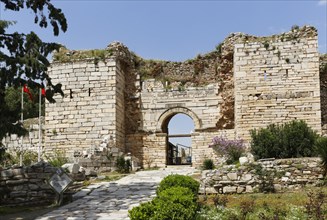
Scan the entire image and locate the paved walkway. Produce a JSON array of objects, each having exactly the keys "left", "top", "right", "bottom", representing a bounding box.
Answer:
[{"left": 36, "top": 167, "right": 197, "bottom": 220}]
